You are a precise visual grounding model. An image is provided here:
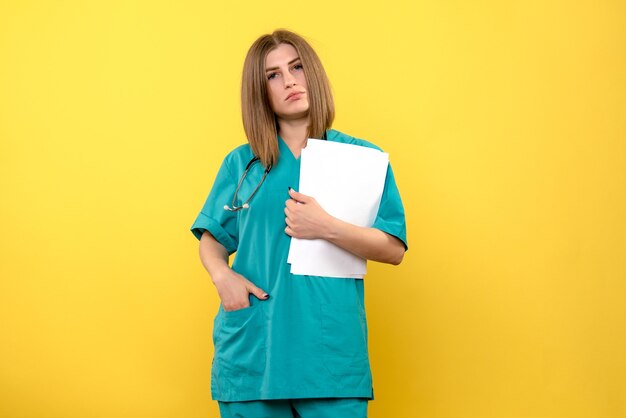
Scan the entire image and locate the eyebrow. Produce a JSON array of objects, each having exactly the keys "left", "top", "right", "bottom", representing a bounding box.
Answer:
[{"left": 265, "top": 57, "right": 301, "bottom": 72}]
